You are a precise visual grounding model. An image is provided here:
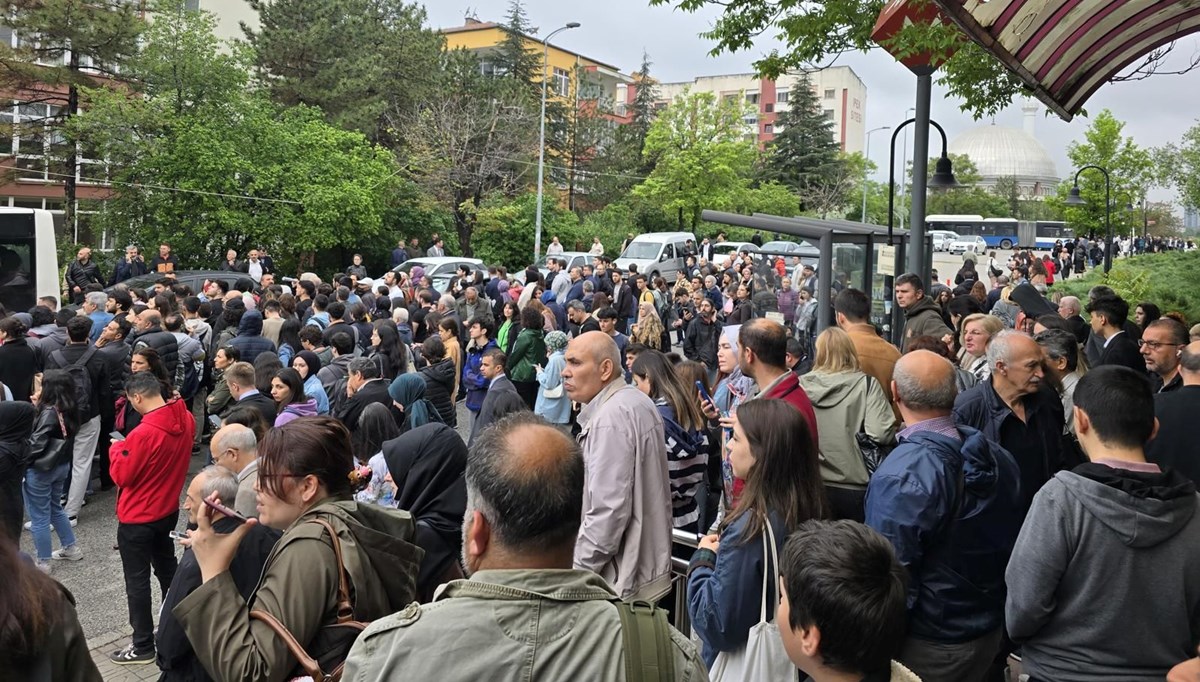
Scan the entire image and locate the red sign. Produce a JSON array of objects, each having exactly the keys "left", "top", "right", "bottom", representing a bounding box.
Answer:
[{"left": 871, "top": 0, "right": 958, "bottom": 73}]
